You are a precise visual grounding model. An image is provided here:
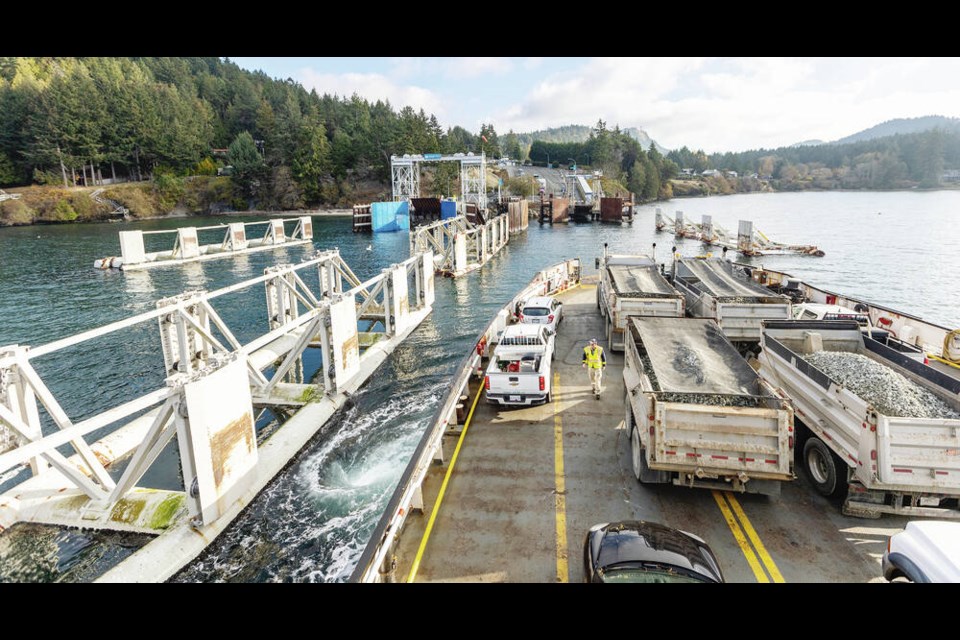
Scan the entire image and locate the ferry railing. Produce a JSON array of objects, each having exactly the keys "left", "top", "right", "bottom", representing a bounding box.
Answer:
[
  {"left": 0, "top": 248, "right": 434, "bottom": 529},
  {"left": 410, "top": 214, "right": 509, "bottom": 276}
]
